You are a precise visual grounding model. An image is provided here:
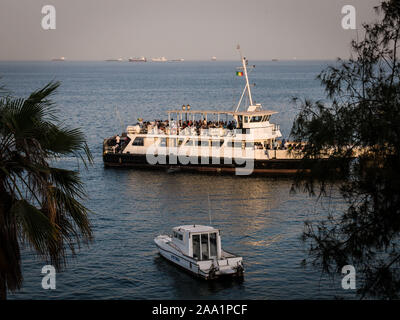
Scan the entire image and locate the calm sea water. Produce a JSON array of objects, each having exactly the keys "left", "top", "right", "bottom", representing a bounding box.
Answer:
[{"left": 1, "top": 60, "right": 353, "bottom": 299}]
